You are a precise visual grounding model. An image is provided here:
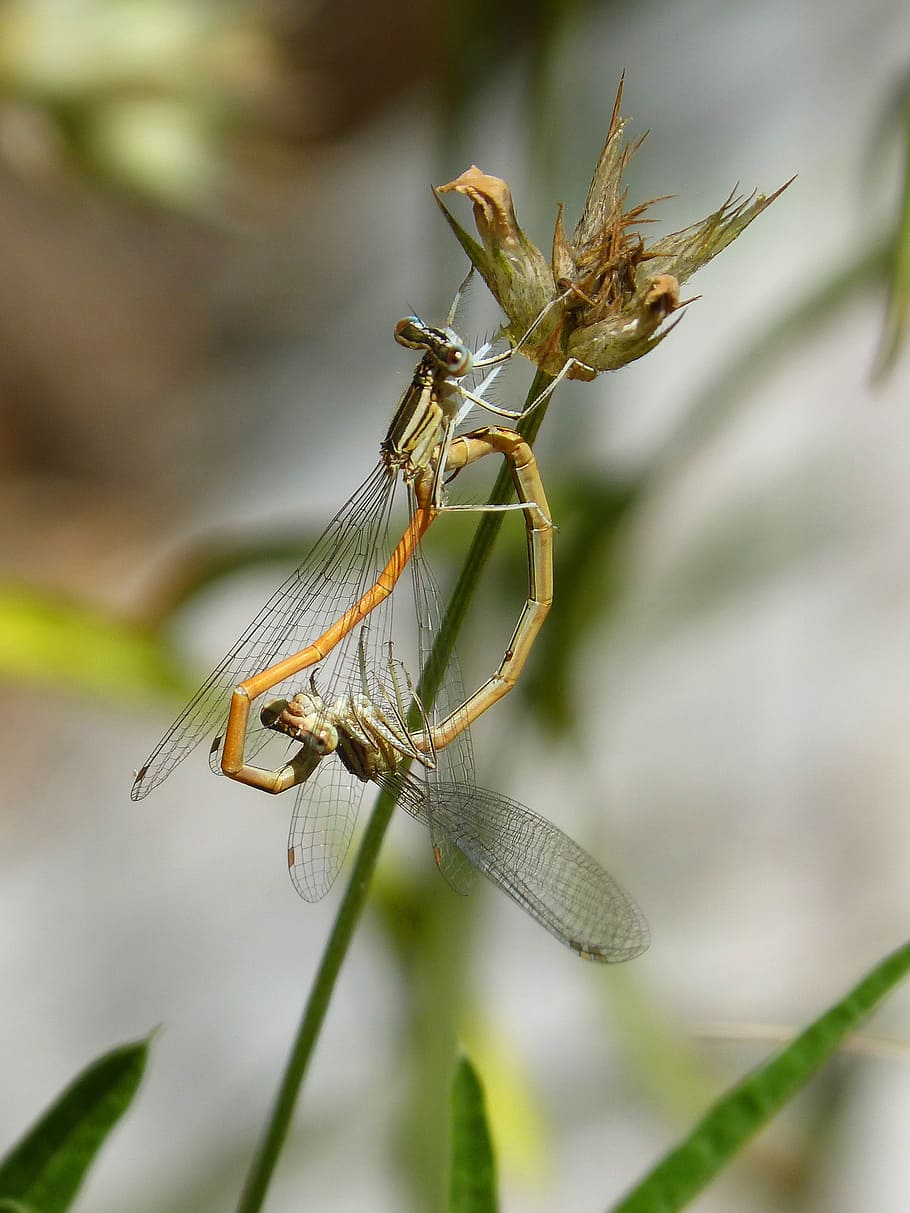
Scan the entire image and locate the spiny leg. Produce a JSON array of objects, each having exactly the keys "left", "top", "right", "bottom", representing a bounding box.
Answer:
[
  {"left": 451, "top": 289, "right": 593, "bottom": 423},
  {"left": 455, "top": 353, "right": 579, "bottom": 421},
  {"left": 444, "top": 267, "right": 475, "bottom": 329}
]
